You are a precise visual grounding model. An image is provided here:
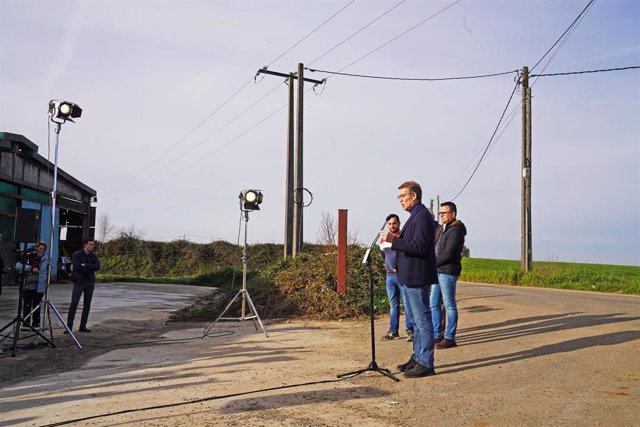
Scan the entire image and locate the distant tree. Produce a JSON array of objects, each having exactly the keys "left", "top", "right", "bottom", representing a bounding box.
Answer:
[
  {"left": 117, "top": 224, "right": 146, "bottom": 240},
  {"left": 316, "top": 211, "right": 359, "bottom": 248},
  {"left": 317, "top": 211, "right": 337, "bottom": 246},
  {"left": 97, "top": 213, "right": 114, "bottom": 243},
  {"left": 461, "top": 245, "right": 470, "bottom": 258}
]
